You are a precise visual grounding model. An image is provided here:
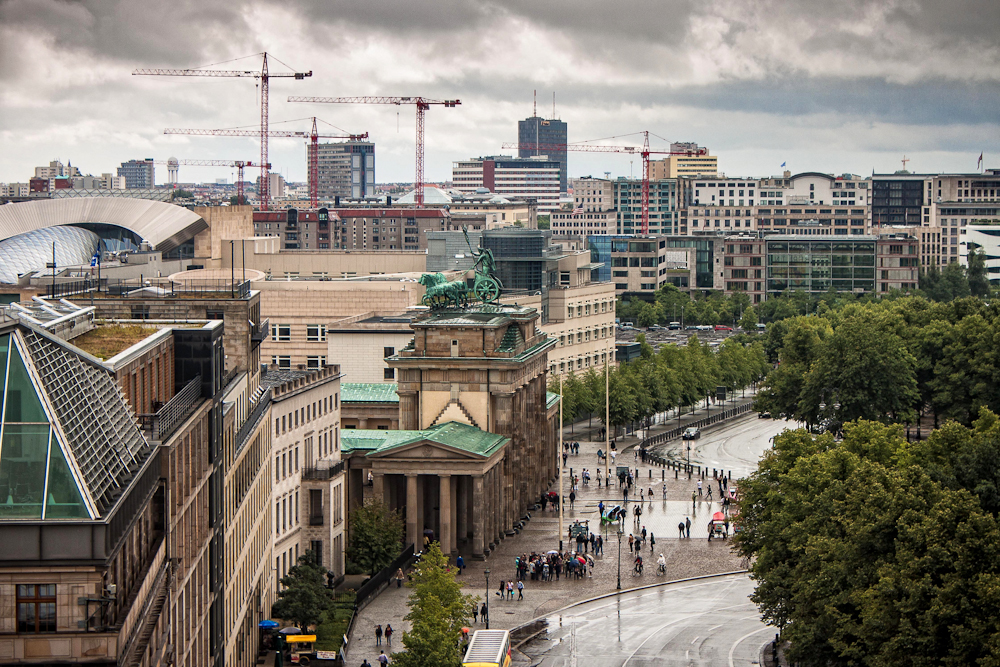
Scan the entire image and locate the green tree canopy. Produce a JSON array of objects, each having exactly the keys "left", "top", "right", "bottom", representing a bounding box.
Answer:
[
  {"left": 348, "top": 499, "right": 405, "bottom": 575},
  {"left": 392, "top": 542, "right": 477, "bottom": 667},
  {"left": 271, "top": 550, "right": 334, "bottom": 631}
]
